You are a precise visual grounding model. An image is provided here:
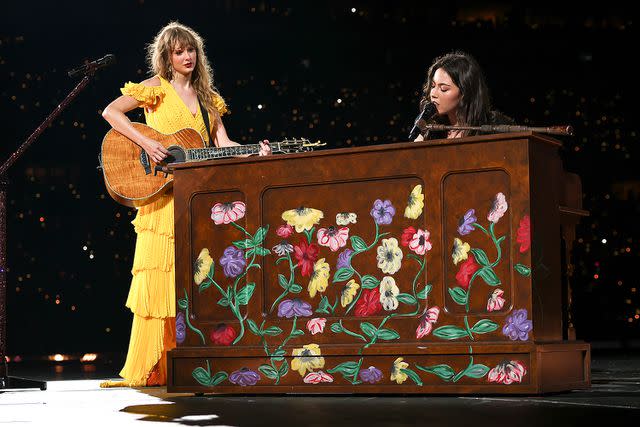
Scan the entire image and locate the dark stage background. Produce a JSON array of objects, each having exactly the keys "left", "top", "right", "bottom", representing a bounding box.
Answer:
[{"left": 1, "top": 1, "right": 637, "bottom": 357}]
